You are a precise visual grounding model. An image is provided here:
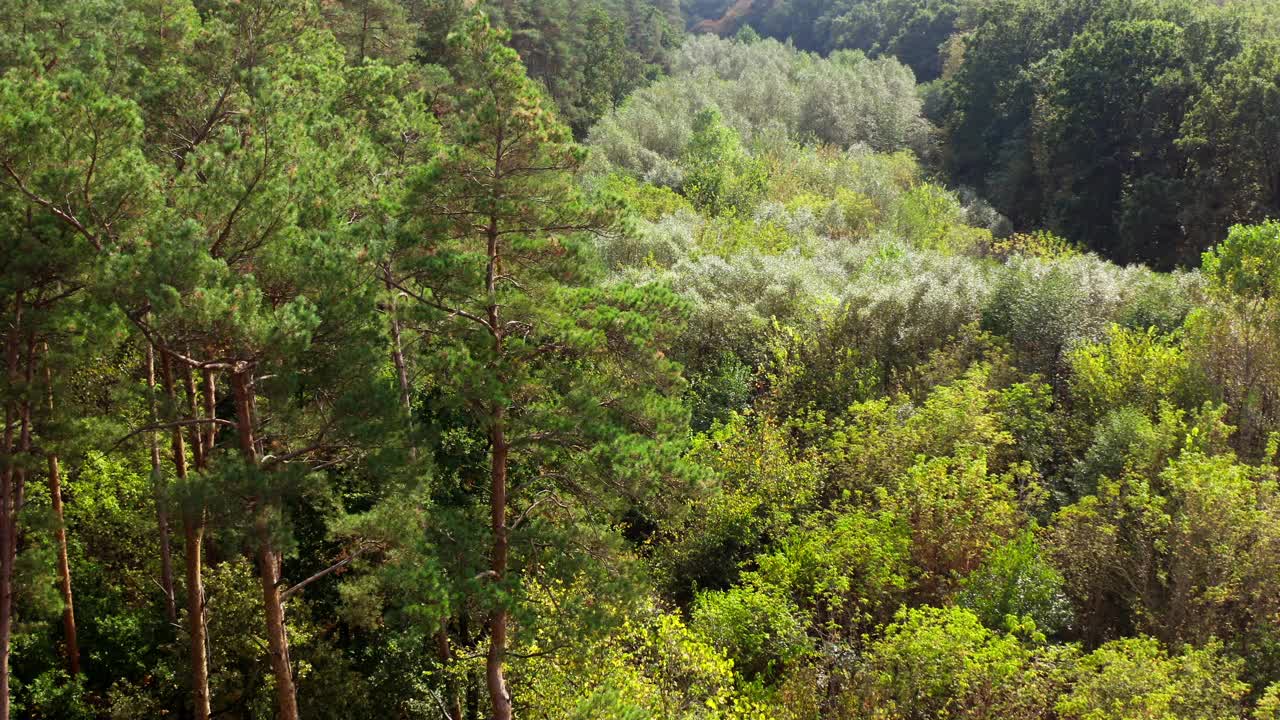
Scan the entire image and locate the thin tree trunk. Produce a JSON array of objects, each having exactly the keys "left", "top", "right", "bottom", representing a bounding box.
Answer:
[
  {"left": 385, "top": 270, "right": 414, "bottom": 434},
  {"left": 231, "top": 368, "right": 299, "bottom": 720},
  {"left": 161, "top": 354, "right": 212, "bottom": 720},
  {"left": 202, "top": 369, "right": 218, "bottom": 457},
  {"left": 0, "top": 292, "right": 22, "bottom": 720},
  {"left": 181, "top": 360, "right": 214, "bottom": 694},
  {"left": 199, "top": 368, "right": 223, "bottom": 569},
  {"left": 437, "top": 619, "right": 462, "bottom": 720},
  {"left": 148, "top": 344, "right": 178, "bottom": 623},
  {"left": 182, "top": 518, "right": 210, "bottom": 720},
  {"left": 459, "top": 606, "right": 479, "bottom": 720},
  {"left": 485, "top": 416, "right": 511, "bottom": 720},
  {"left": 182, "top": 361, "right": 206, "bottom": 470},
  {"left": 42, "top": 348, "right": 79, "bottom": 674},
  {"left": 483, "top": 186, "right": 512, "bottom": 720},
  {"left": 358, "top": 0, "right": 370, "bottom": 63},
  {"left": 17, "top": 338, "right": 33, "bottom": 531},
  {"left": 385, "top": 267, "right": 461, "bottom": 714},
  {"left": 467, "top": 672, "right": 481, "bottom": 720},
  {"left": 0, "top": 334, "right": 36, "bottom": 720}
]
